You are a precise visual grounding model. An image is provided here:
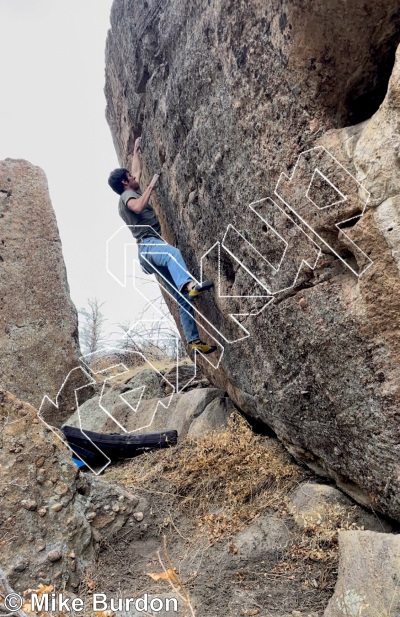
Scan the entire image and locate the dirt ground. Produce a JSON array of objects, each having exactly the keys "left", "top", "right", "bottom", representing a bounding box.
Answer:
[{"left": 77, "top": 414, "right": 369, "bottom": 617}]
